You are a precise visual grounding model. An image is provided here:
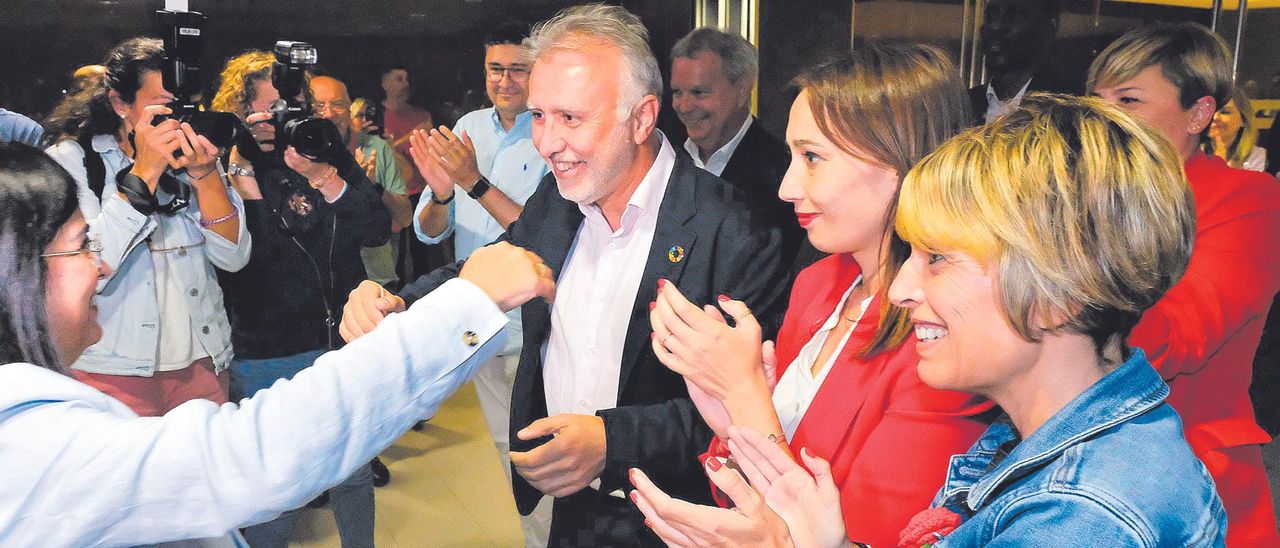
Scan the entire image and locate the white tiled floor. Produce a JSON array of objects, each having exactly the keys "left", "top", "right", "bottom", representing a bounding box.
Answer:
[{"left": 289, "top": 383, "right": 525, "bottom": 547}]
